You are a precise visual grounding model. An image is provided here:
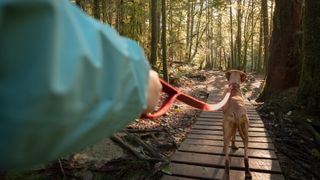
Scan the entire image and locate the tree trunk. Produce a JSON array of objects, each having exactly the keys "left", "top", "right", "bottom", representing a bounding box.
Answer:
[
  {"left": 242, "top": 0, "right": 251, "bottom": 72},
  {"left": 257, "top": 9, "right": 263, "bottom": 73},
  {"left": 157, "top": 0, "right": 161, "bottom": 46},
  {"left": 75, "top": 0, "right": 83, "bottom": 10},
  {"left": 177, "top": 10, "right": 183, "bottom": 62},
  {"left": 261, "top": 0, "right": 269, "bottom": 74},
  {"left": 93, "top": 0, "right": 100, "bottom": 20},
  {"left": 210, "top": 11, "right": 215, "bottom": 69},
  {"left": 150, "top": 0, "right": 158, "bottom": 68},
  {"left": 188, "top": 1, "right": 195, "bottom": 62},
  {"left": 258, "top": 0, "right": 303, "bottom": 101},
  {"left": 270, "top": 0, "right": 274, "bottom": 34},
  {"left": 236, "top": 0, "right": 242, "bottom": 69},
  {"left": 168, "top": 1, "right": 174, "bottom": 62},
  {"left": 218, "top": 11, "right": 223, "bottom": 69},
  {"left": 205, "top": 0, "right": 212, "bottom": 69},
  {"left": 250, "top": 0, "right": 254, "bottom": 72},
  {"left": 107, "top": 0, "right": 113, "bottom": 25},
  {"left": 229, "top": 0, "right": 234, "bottom": 68},
  {"left": 101, "top": 0, "right": 106, "bottom": 22},
  {"left": 116, "top": 0, "right": 124, "bottom": 31},
  {"left": 186, "top": 0, "right": 191, "bottom": 56},
  {"left": 297, "top": 0, "right": 320, "bottom": 115},
  {"left": 190, "top": 0, "right": 205, "bottom": 62},
  {"left": 161, "top": 0, "right": 168, "bottom": 82}
]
